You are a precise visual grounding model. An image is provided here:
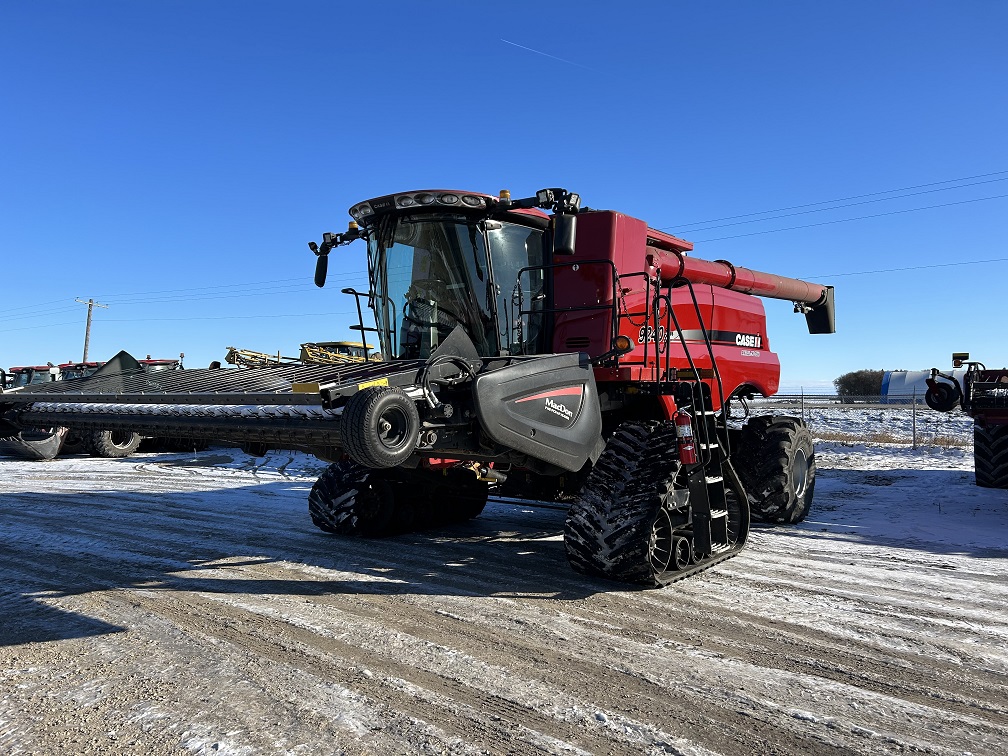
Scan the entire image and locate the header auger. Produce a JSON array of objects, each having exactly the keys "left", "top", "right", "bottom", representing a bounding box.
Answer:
[{"left": 1, "top": 187, "right": 834, "bottom": 587}]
